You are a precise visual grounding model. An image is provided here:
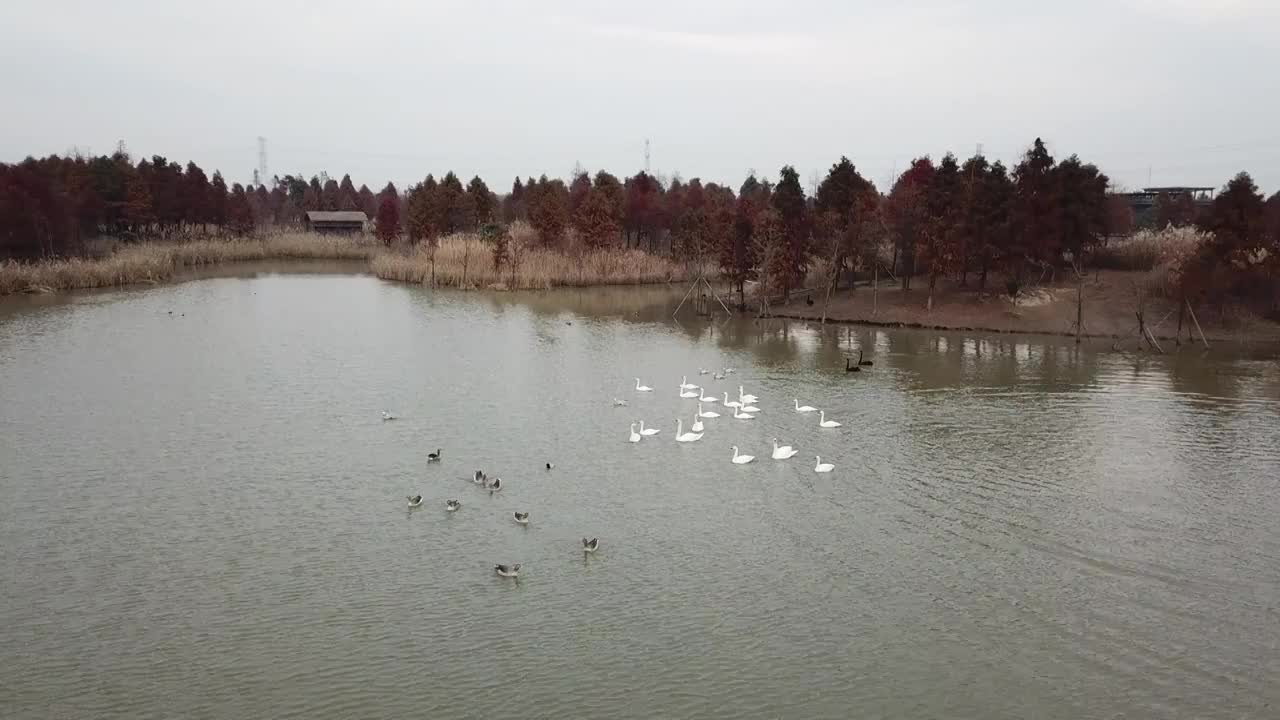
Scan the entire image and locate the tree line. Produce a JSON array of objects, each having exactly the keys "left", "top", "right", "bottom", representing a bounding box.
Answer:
[{"left": 3, "top": 139, "right": 1278, "bottom": 309}]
